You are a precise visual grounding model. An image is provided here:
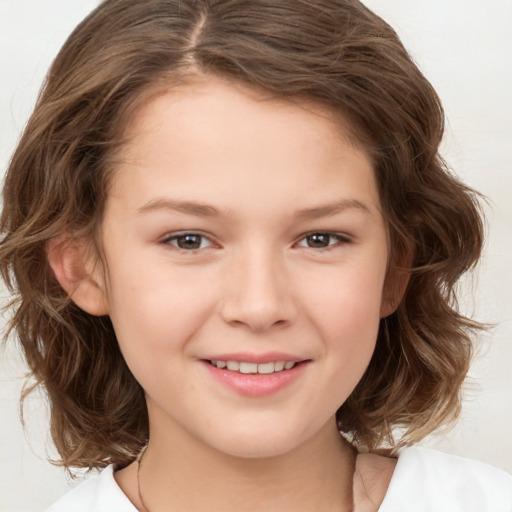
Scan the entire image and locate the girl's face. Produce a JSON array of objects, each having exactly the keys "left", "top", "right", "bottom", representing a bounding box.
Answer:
[{"left": 99, "top": 77, "right": 392, "bottom": 458}]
